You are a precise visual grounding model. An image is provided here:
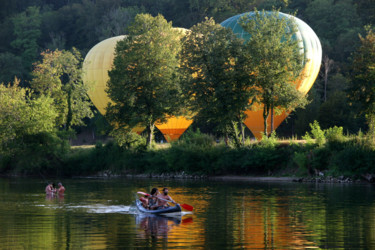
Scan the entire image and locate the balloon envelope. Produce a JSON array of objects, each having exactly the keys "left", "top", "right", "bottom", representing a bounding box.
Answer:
[
  {"left": 156, "top": 116, "right": 193, "bottom": 142},
  {"left": 221, "top": 12, "right": 322, "bottom": 139}
]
